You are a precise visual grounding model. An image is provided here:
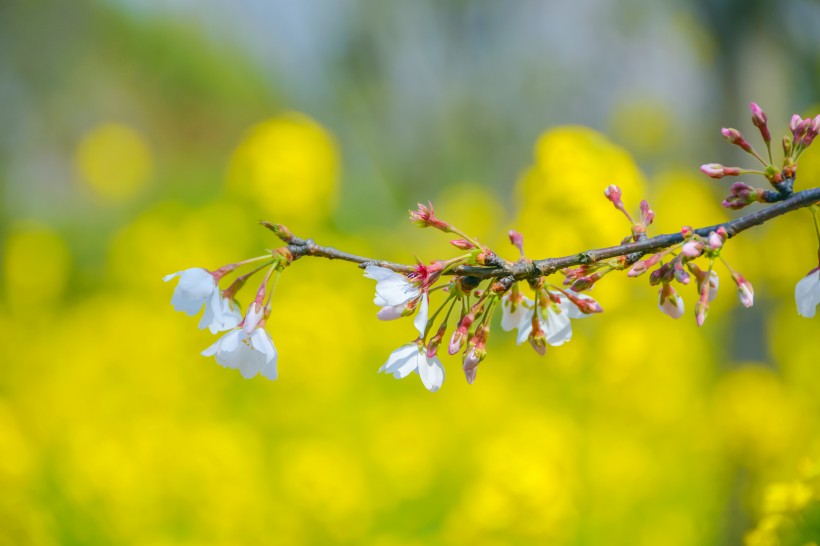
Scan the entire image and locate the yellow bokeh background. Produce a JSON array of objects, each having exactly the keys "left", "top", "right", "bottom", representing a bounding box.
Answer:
[{"left": 2, "top": 111, "right": 820, "bottom": 546}]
